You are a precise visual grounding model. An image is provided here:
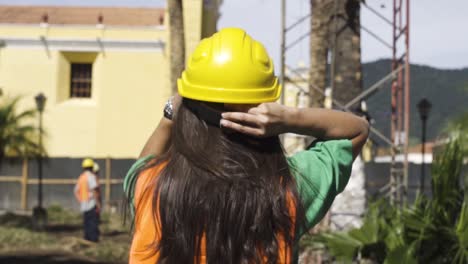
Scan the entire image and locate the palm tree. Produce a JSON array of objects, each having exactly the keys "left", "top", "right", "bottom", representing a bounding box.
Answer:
[
  {"left": 168, "top": 0, "right": 186, "bottom": 93},
  {"left": 0, "top": 96, "right": 42, "bottom": 168}
]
